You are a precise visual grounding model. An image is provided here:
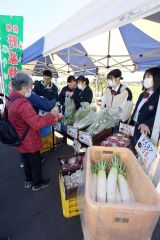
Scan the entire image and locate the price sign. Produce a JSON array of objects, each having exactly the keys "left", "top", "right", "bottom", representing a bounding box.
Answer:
[
  {"left": 119, "top": 123, "right": 135, "bottom": 136},
  {"left": 67, "top": 126, "right": 78, "bottom": 139},
  {"left": 135, "top": 133, "right": 158, "bottom": 169},
  {"left": 79, "top": 131, "right": 93, "bottom": 146},
  {"left": 55, "top": 122, "right": 61, "bottom": 131},
  {"left": 73, "top": 139, "right": 81, "bottom": 152}
]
